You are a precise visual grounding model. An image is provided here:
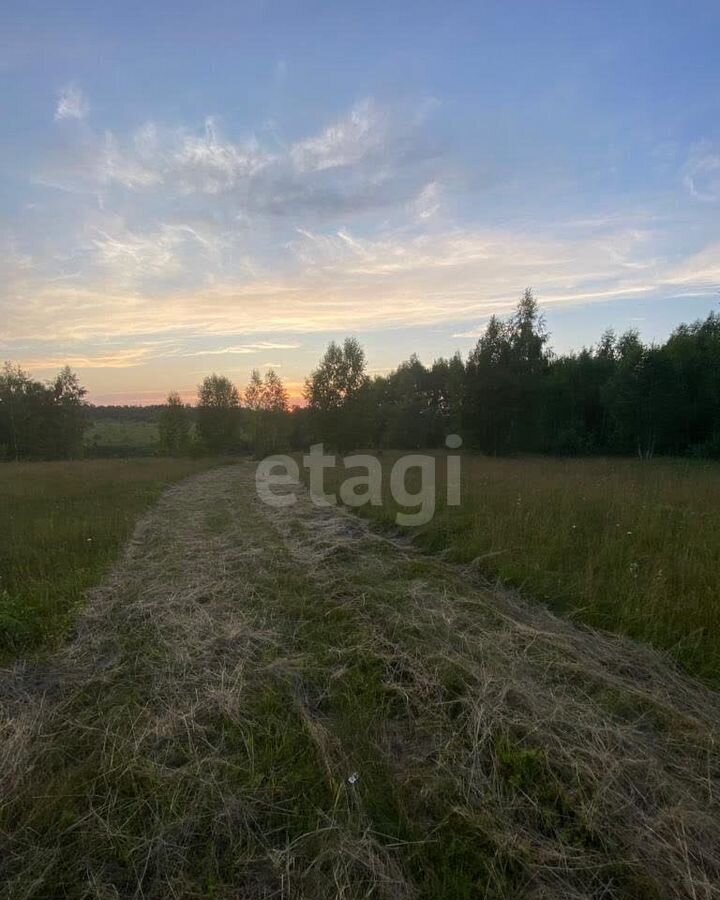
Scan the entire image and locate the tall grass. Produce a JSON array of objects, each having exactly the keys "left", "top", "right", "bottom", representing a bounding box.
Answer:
[
  {"left": 323, "top": 454, "right": 720, "bottom": 684},
  {"left": 0, "top": 458, "right": 217, "bottom": 658}
]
